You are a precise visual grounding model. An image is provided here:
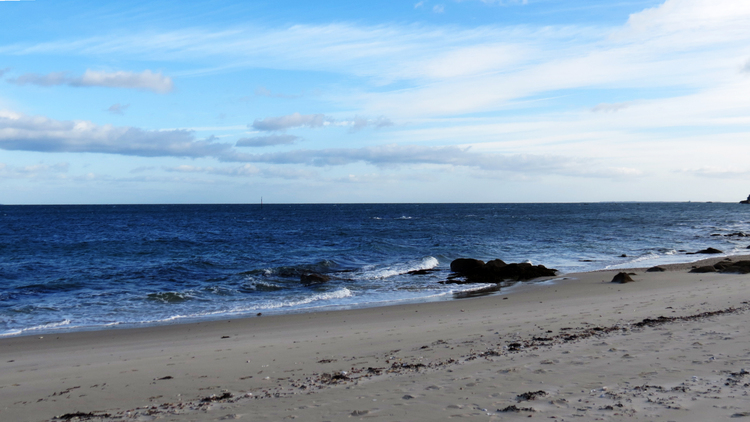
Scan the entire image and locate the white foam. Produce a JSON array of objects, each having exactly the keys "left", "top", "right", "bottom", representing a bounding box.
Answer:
[
  {"left": 253, "top": 288, "right": 353, "bottom": 310},
  {"left": 448, "top": 283, "right": 496, "bottom": 294},
  {"left": 0, "top": 319, "right": 72, "bottom": 337},
  {"left": 243, "top": 279, "right": 282, "bottom": 290},
  {"left": 360, "top": 256, "right": 439, "bottom": 280}
]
